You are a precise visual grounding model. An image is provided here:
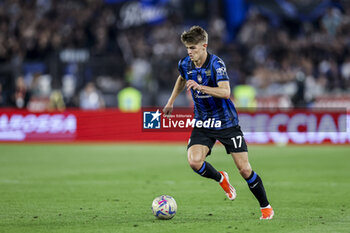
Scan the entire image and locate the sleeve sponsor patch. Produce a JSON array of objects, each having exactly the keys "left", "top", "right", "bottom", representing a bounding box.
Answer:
[{"left": 216, "top": 67, "right": 227, "bottom": 76}]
